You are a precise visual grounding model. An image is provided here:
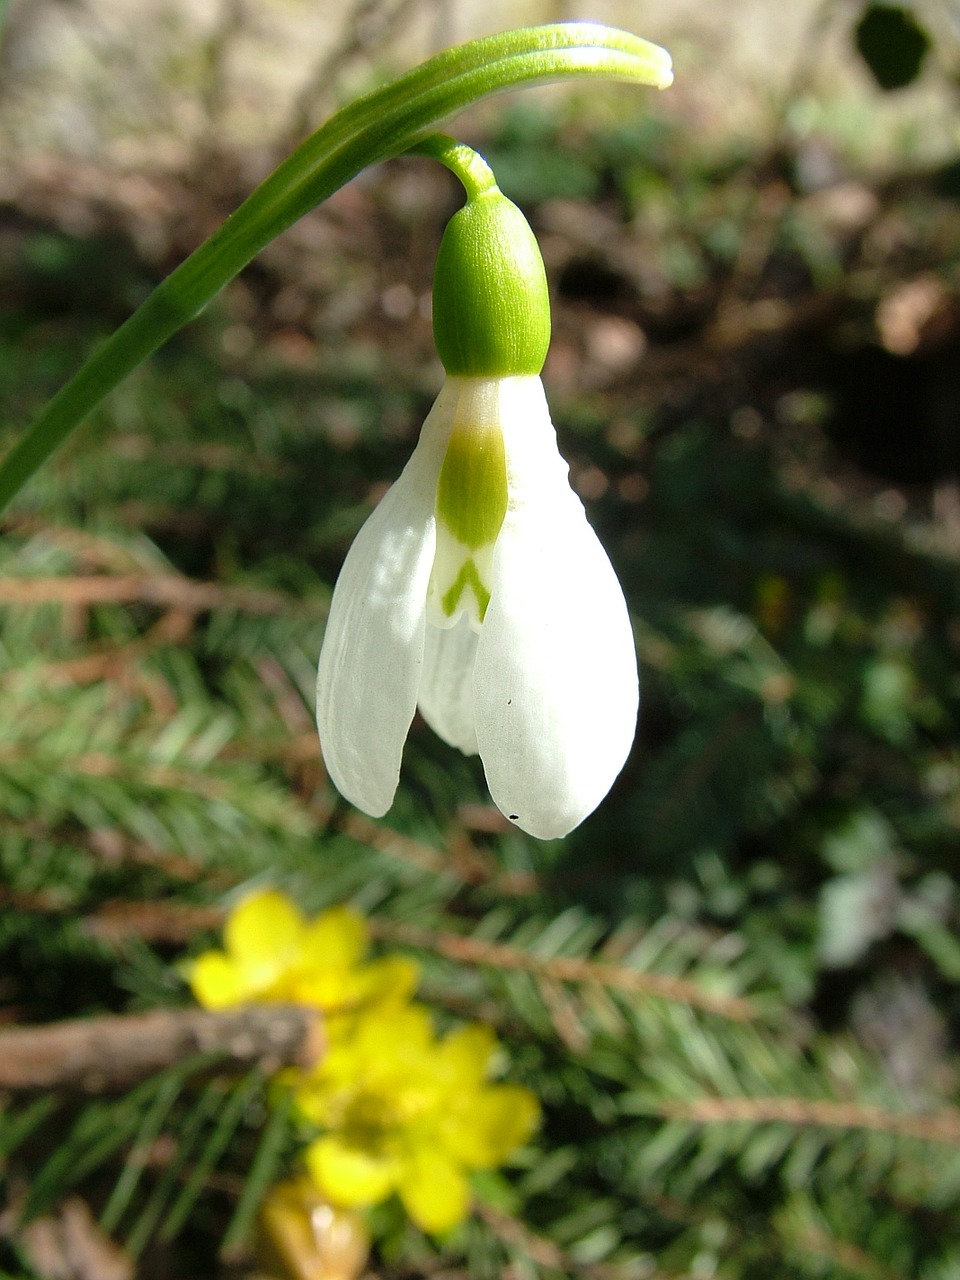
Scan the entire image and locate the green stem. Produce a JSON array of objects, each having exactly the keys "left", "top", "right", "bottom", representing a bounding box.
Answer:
[
  {"left": 406, "top": 134, "right": 499, "bottom": 200},
  {"left": 0, "top": 24, "right": 671, "bottom": 515}
]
